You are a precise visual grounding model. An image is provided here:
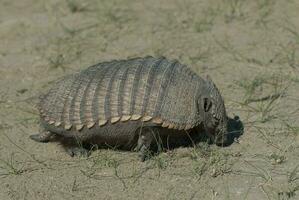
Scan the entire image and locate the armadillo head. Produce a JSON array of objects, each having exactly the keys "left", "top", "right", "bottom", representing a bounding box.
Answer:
[{"left": 201, "top": 76, "right": 228, "bottom": 145}]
